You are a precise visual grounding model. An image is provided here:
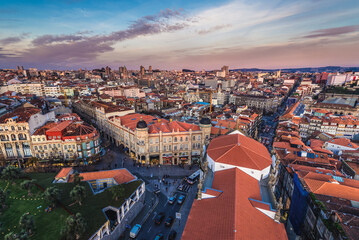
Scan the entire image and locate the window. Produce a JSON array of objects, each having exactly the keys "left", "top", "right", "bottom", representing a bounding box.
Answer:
[
  {"left": 4, "top": 126, "right": 8, "bottom": 131},
  {"left": 180, "top": 137, "right": 183, "bottom": 142},
  {"left": 49, "top": 136, "right": 52, "bottom": 139},
  {"left": 185, "top": 136, "right": 188, "bottom": 142},
  {"left": 11, "top": 126, "right": 15, "bottom": 131},
  {"left": 64, "top": 145, "right": 67, "bottom": 149},
  {"left": 193, "top": 136, "right": 195, "bottom": 141},
  {"left": 164, "top": 138, "right": 166, "bottom": 143},
  {"left": 174, "top": 145, "right": 177, "bottom": 150},
  {"left": 38, "top": 138, "right": 40, "bottom": 142},
  {"left": 44, "top": 145, "right": 47, "bottom": 150},
  {"left": 150, "top": 146, "right": 153, "bottom": 152},
  {"left": 198, "top": 135, "right": 201, "bottom": 140},
  {"left": 174, "top": 137, "right": 177, "bottom": 142},
  {"left": 34, "top": 146, "right": 38, "bottom": 150},
  {"left": 169, "top": 145, "right": 172, "bottom": 150},
  {"left": 18, "top": 127, "right": 21, "bottom": 130},
  {"left": 39, "top": 146, "right": 42, "bottom": 150}
]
